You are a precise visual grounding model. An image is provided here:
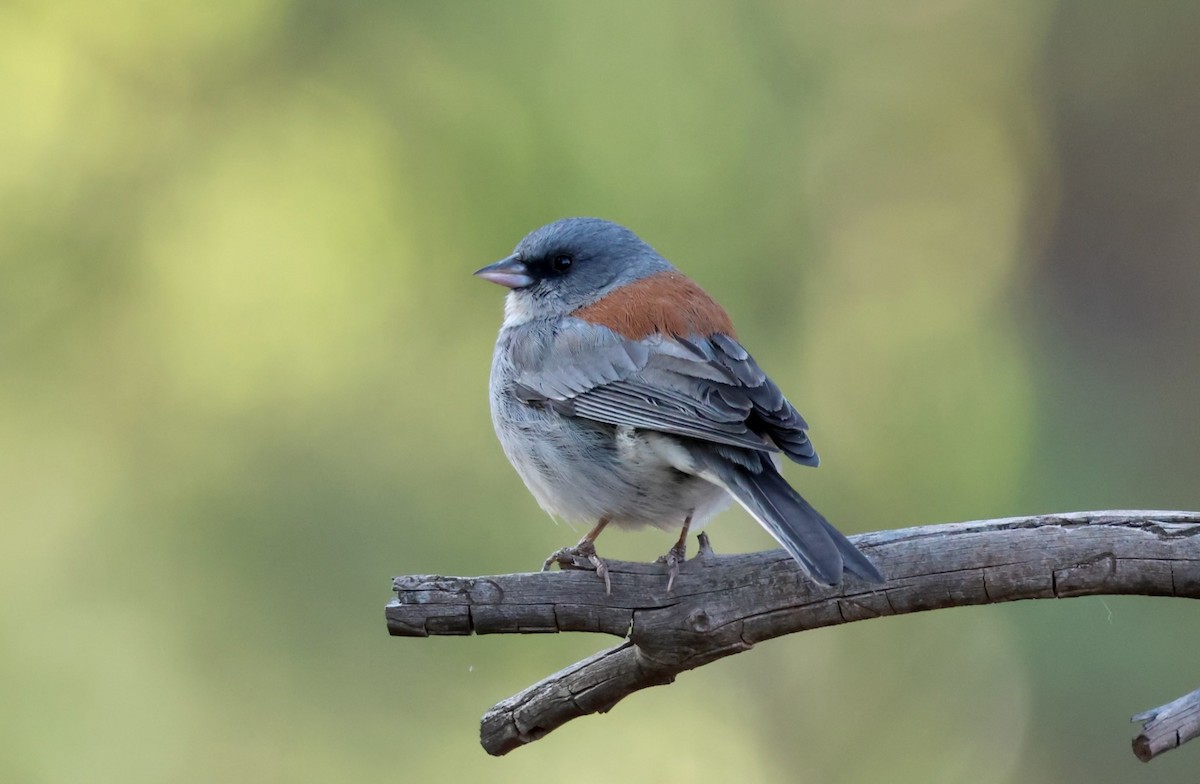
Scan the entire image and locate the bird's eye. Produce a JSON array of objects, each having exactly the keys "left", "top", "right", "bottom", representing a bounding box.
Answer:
[{"left": 551, "top": 254, "right": 573, "bottom": 273}]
